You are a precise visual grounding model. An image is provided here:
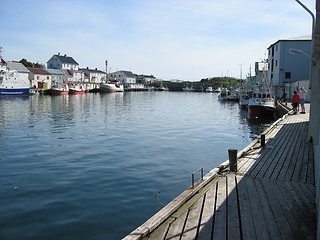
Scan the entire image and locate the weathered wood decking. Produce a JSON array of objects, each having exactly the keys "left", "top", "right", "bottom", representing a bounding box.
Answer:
[{"left": 124, "top": 107, "right": 316, "bottom": 240}]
